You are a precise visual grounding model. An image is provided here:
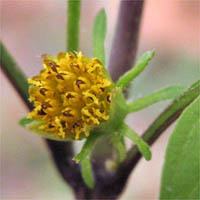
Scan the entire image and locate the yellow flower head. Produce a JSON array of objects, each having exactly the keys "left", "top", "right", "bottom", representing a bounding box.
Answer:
[{"left": 28, "top": 52, "right": 113, "bottom": 140}]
